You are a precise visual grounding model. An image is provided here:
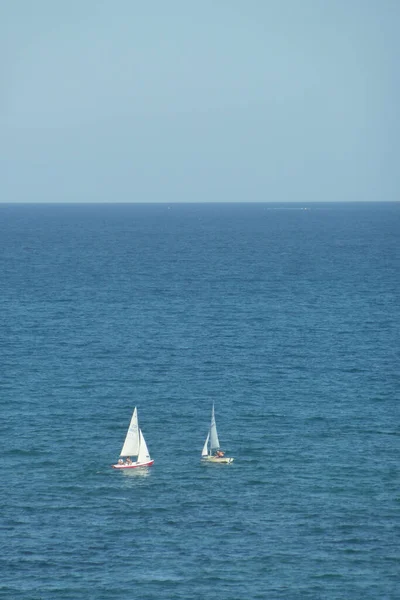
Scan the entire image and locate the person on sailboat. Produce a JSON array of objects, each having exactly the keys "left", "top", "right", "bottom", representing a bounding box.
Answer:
[
  {"left": 125, "top": 457, "right": 133, "bottom": 465},
  {"left": 215, "top": 450, "right": 225, "bottom": 458}
]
